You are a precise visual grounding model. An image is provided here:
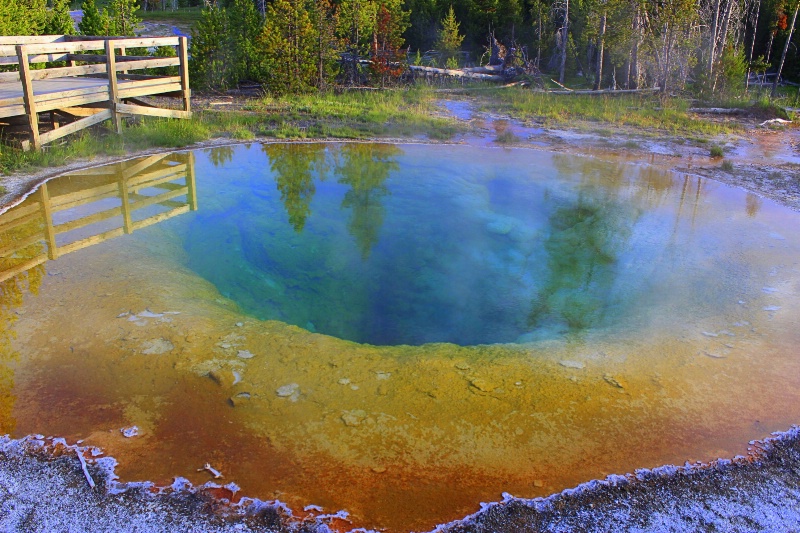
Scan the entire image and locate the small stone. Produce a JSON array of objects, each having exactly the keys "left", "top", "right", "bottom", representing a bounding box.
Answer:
[
  {"left": 276, "top": 383, "right": 299, "bottom": 398},
  {"left": 235, "top": 322, "right": 244, "bottom": 327},
  {"left": 371, "top": 466, "right": 387, "bottom": 473},
  {"left": 338, "top": 378, "right": 351, "bottom": 385},
  {"left": 454, "top": 361, "right": 471, "bottom": 370},
  {"left": 141, "top": 338, "right": 174, "bottom": 355},
  {"left": 603, "top": 374, "right": 626, "bottom": 389},
  {"left": 762, "top": 287, "right": 778, "bottom": 293},
  {"left": 341, "top": 409, "right": 367, "bottom": 426},
  {"left": 237, "top": 350, "right": 255, "bottom": 359},
  {"left": 208, "top": 370, "right": 237, "bottom": 388},
  {"left": 702, "top": 350, "right": 726, "bottom": 359},
  {"left": 228, "top": 392, "right": 251, "bottom": 407},
  {"left": 375, "top": 371, "right": 392, "bottom": 380},
  {"left": 469, "top": 377, "right": 497, "bottom": 393},
  {"left": 533, "top": 479, "right": 544, "bottom": 488},
  {"left": 120, "top": 426, "right": 139, "bottom": 438},
  {"left": 350, "top": 384, "right": 360, "bottom": 391},
  {"left": 763, "top": 306, "right": 781, "bottom": 312},
  {"left": 701, "top": 331, "right": 719, "bottom": 337},
  {"left": 559, "top": 360, "right": 585, "bottom": 369}
]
